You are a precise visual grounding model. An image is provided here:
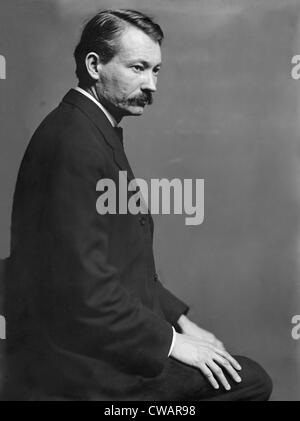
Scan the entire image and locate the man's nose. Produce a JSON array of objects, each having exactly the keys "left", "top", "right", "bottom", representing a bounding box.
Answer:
[{"left": 141, "top": 72, "right": 157, "bottom": 93}]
